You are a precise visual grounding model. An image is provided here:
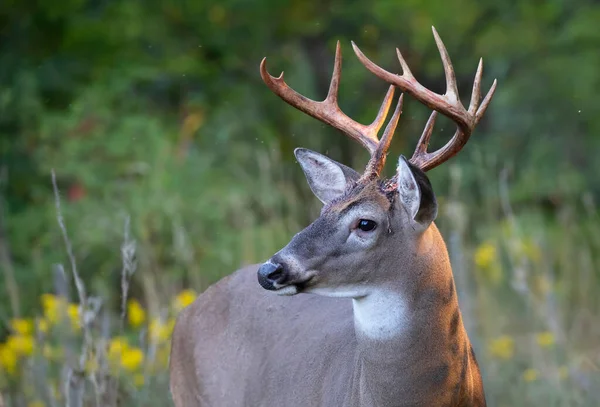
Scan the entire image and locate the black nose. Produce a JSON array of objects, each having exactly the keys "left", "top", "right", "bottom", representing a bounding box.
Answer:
[{"left": 257, "top": 262, "right": 285, "bottom": 290}]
